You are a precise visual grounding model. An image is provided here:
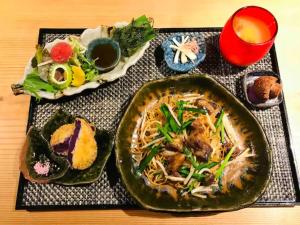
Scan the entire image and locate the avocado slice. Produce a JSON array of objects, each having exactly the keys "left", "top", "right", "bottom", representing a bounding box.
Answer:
[{"left": 48, "top": 64, "right": 72, "bottom": 90}]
